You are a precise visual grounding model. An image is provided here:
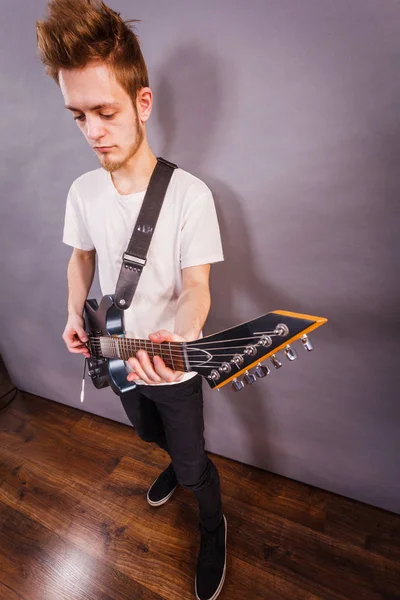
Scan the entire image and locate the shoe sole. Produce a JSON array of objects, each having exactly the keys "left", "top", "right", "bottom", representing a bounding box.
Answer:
[
  {"left": 195, "top": 514, "right": 227, "bottom": 600},
  {"left": 147, "top": 483, "right": 178, "bottom": 507}
]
